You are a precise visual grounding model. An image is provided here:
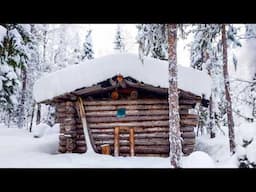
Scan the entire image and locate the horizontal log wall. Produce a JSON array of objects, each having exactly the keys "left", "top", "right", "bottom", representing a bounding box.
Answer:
[{"left": 56, "top": 97, "right": 198, "bottom": 156}]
